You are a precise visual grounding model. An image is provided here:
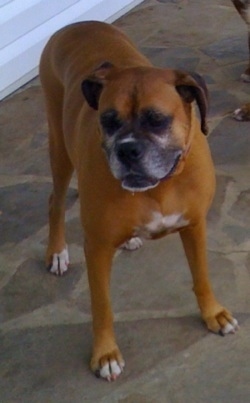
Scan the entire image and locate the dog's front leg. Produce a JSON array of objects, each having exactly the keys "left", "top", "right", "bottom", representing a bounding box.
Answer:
[
  {"left": 179, "top": 220, "right": 238, "bottom": 335},
  {"left": 84, "top": 238, "right": 125, "bottom": 381}
]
